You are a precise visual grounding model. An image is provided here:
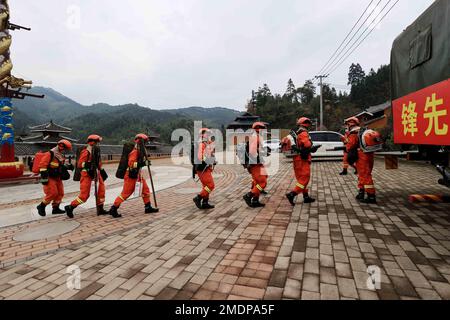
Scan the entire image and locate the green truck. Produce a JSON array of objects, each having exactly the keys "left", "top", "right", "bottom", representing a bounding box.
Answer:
[{"left": 390, "top": 0, "right": 449, "bottom": 188}]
